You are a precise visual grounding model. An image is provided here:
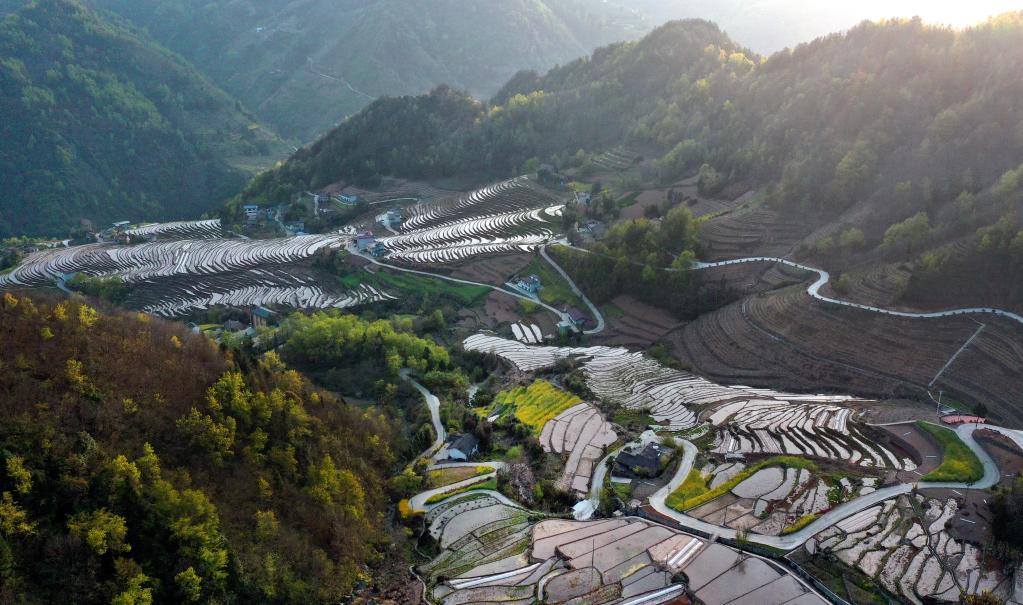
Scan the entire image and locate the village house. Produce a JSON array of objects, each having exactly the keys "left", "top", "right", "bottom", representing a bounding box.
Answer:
[
  {"left": 243, "top": 204, "right": 260, "bottom": 221},
  {"left": 447, "top": 434, "right": 479, "bottom": 461},
  {"left": 356, "top": 230, "right": 376, "bottom": 252},
  {"left": 511, "top": 274, "right": 542, "bottom": 296},
  {"left": 251, "top": 306, "right": 277, "bottom": 329},
  {"left": 337, "top": 193, "right": 358, "bottom": 205},
  {"left": 565, "top": 306, "right": 592, "bottom": 329}
]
